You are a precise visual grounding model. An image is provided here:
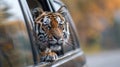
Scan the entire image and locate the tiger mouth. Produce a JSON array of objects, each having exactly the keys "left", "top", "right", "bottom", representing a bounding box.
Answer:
[
  {"left": 48, "top": 39, "right": 64, "bottom": 45},
  {"left": 50, "top": 45, "right": 61, "bottom": 51},
  {"left": 48, "top": 39, "right": 64, "bottom": 51}
]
